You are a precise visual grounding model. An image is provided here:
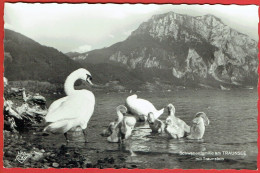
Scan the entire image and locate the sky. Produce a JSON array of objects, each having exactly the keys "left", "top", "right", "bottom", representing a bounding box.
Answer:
[{"left": 4, "top": 3, "right": 259, "bottom": 53}]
